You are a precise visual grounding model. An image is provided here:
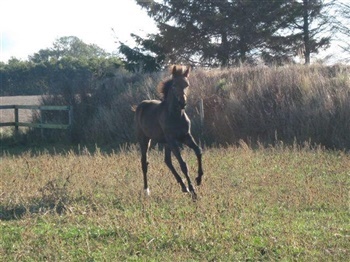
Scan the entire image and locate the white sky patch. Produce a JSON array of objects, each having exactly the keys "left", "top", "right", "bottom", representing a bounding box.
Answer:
[
  {"left": 0, "top": 0, "right": 157, "bottom": 61},
  {"left": 1, "top": 0, "right": 350, "bottom": 63}
]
